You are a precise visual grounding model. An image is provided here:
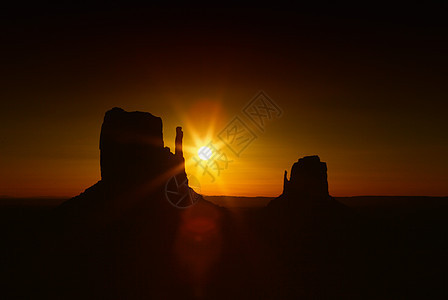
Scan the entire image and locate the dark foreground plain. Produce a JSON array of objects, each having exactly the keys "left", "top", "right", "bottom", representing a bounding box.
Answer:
[{"left": 1, "top": 195, "right": 447, "bottom": 299}]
